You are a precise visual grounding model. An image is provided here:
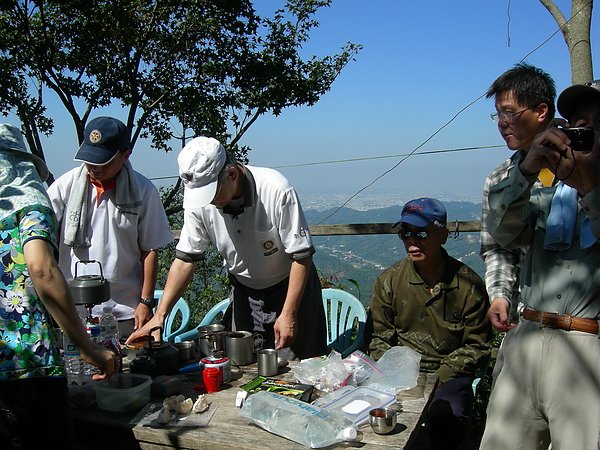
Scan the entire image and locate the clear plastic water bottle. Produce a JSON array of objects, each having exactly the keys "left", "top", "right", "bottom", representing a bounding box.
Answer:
[
  {"left": 82, "top": 323, "right": 102, "bottom": 381},
  {"left": 99, "top": 305, "right": 119, "bottom": 341},
  {"left": 99, "top": 305, "right": 122, "bottom": 371},
  {"left": 62, "top": 332, "right": 83, "bottom": 385},
  {"left": 240, "top": 391, "right": 358, "bottom": 448}
]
